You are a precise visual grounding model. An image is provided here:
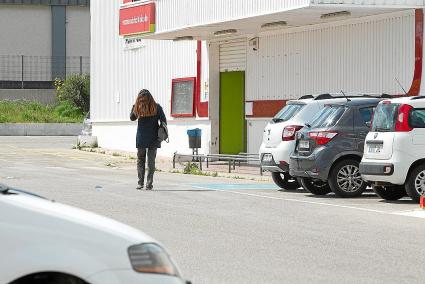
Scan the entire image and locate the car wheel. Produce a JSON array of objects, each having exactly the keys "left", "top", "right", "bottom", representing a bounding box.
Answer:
[
  {"left": 329, "top": 159, "right": 366, "bottom": 198},
  {"left": 299, "top": 177, "right": 331, "bottom": 195},
  {"left": 372, "top": 185, "right": 406, "bottom": 201},
  {"left": 405, "top": 164, "right": 425, "bottom": 203},
  {"left": 272, "top": 172, "right": 300, "bottom": 190}
]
